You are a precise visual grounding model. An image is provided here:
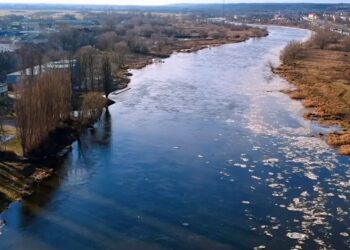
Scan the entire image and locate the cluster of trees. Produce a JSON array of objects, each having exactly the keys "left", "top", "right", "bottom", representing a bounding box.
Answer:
[
  {"left": 281, "top": 29, "right": 350, "bottom": 66},
  {"left": 15, "top": 71, "right": 71, "bottom": 156},
  {"left": 73, "top": 47, "right": 114, "bottom": 96},
  {"left": 310, "top": 30, "right": 340, "bottom": 50},
  {"left": 309, "top": 29, "right": 350, "bottom": 52},
  {"left": 45, "top": 12, "right": 253, "bottom": 59}
]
